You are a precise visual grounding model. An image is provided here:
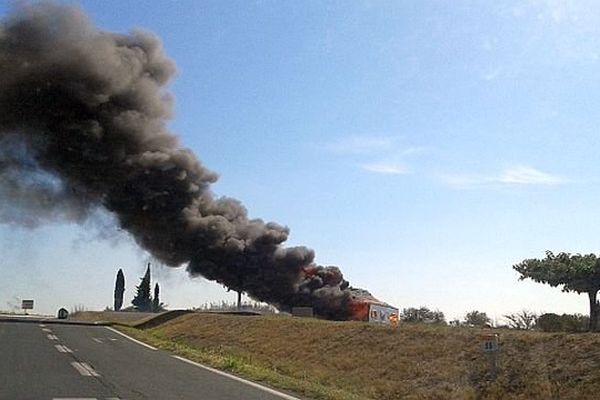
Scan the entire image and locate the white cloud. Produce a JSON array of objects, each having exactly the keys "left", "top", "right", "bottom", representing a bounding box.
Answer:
[
  {"left": 324, "top": 135, "right": 428, "bottom": 177},
  {"left": 497, "top": 166, "right": 565, "bottom": 185},
  {"left": 361, "top": 162, "right": 409, "bottom": 175},
  {"left": 482, "top": 67, "right": 502, "bottom": 81},
  {"left": 440, "top": 165, "right": 566, "bottom": 188}
]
